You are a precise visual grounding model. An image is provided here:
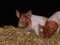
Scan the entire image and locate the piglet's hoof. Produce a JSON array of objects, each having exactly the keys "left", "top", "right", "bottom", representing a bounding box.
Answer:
[{"left": 43, "top": 21, "right": 58, "bottom": 38}]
